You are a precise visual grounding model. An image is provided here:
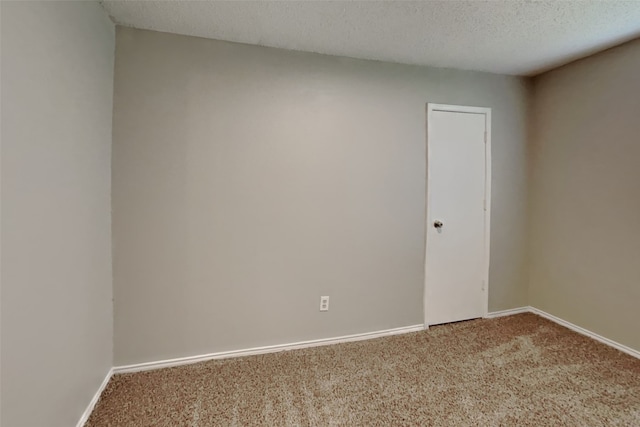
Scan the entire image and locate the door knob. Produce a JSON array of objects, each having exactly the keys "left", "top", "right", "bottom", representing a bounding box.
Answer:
[{"left": 434, "top": 220, "right": 443, "bottom": 229}]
